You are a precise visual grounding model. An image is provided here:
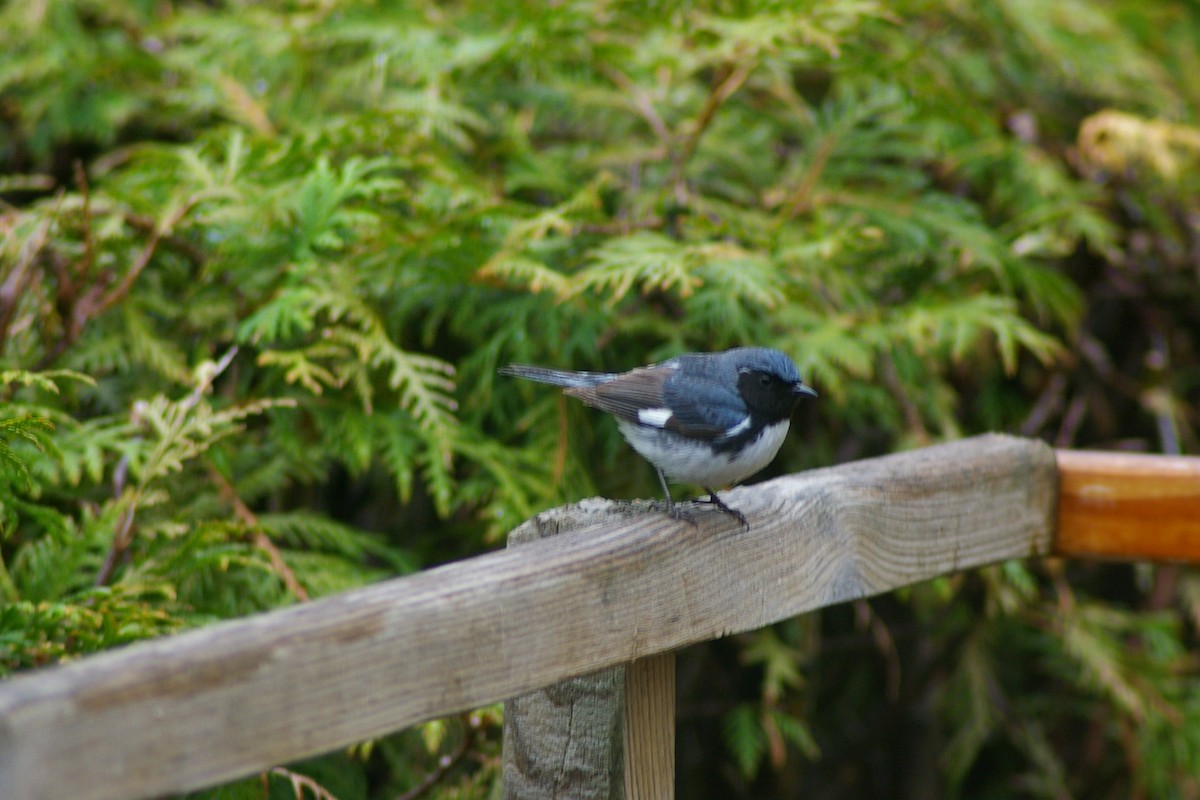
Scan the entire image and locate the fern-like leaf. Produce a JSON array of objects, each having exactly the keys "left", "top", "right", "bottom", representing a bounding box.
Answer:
[{"left": 570, "top": 232, "right": 704, "bottom": 303}]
